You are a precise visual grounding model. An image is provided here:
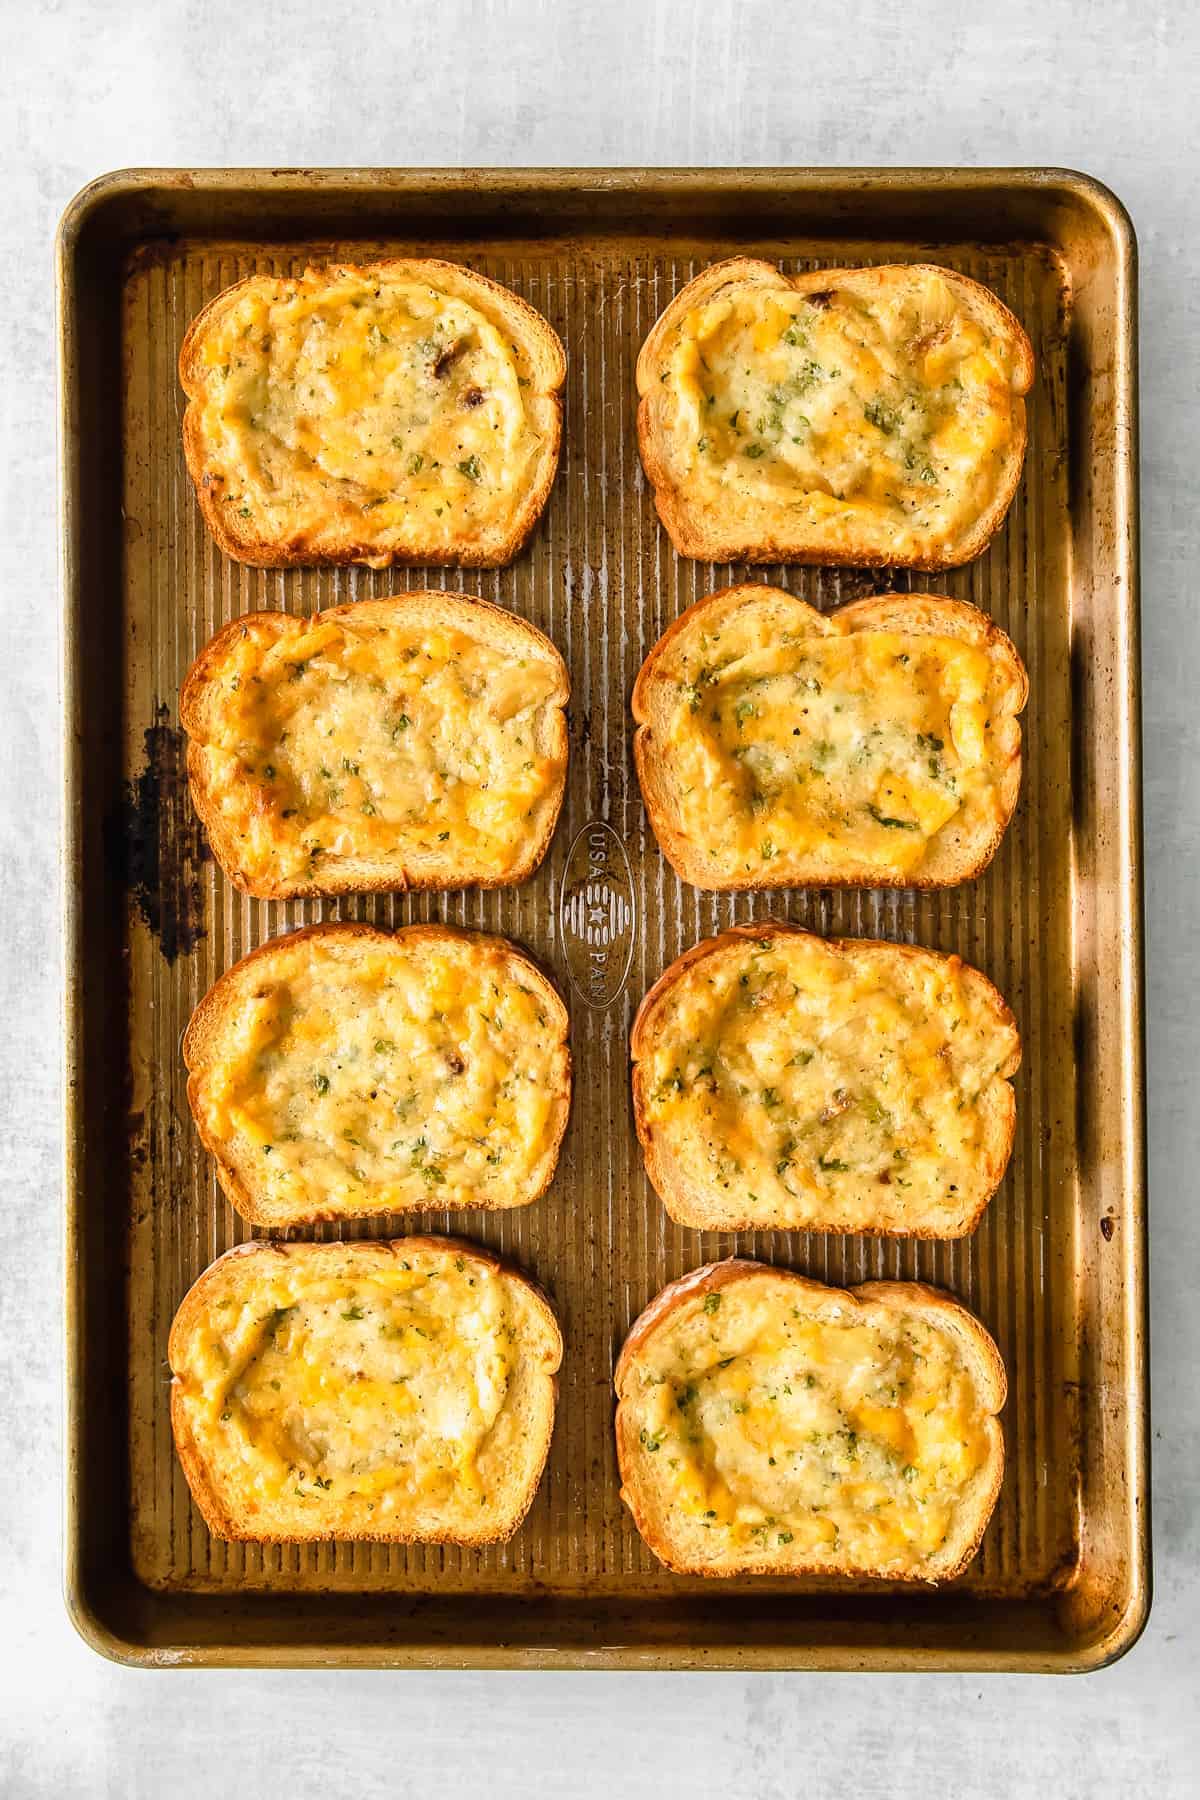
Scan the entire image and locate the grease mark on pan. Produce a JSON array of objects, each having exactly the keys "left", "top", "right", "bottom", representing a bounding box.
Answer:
[{"left": 106, "top": 702, "right": 209, "bottom": 962}]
